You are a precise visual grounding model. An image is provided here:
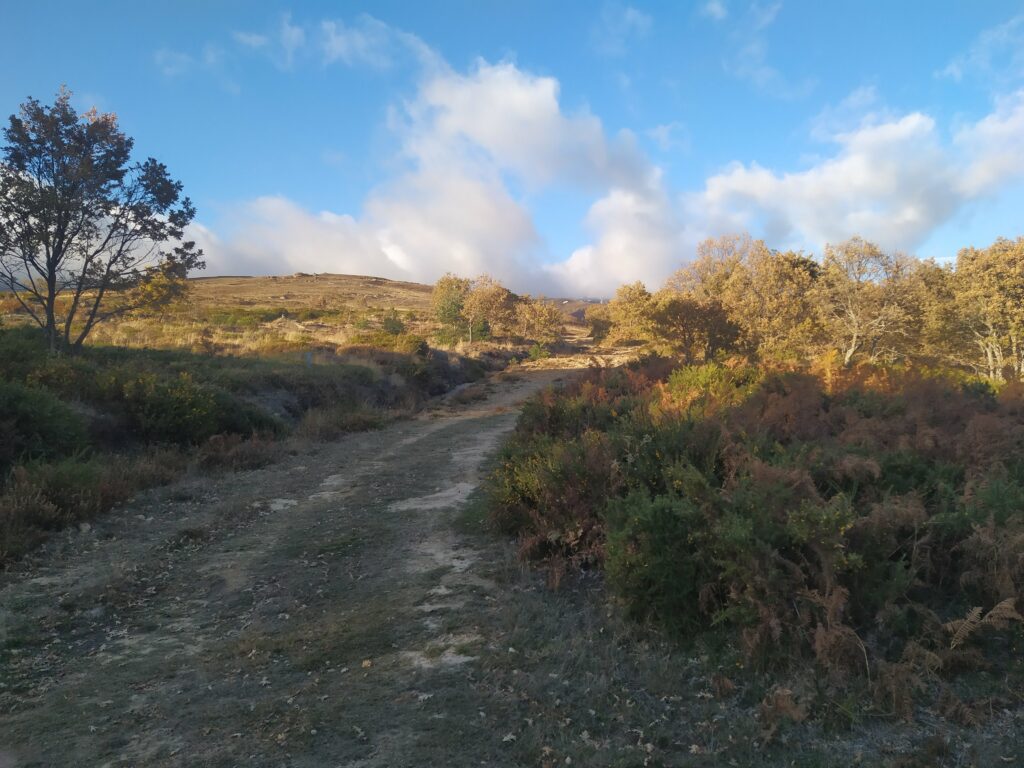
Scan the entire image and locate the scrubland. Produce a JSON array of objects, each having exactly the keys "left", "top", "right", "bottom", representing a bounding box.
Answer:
[{"left": 0, "top": 273, "right": 496, "bottom": 563}]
